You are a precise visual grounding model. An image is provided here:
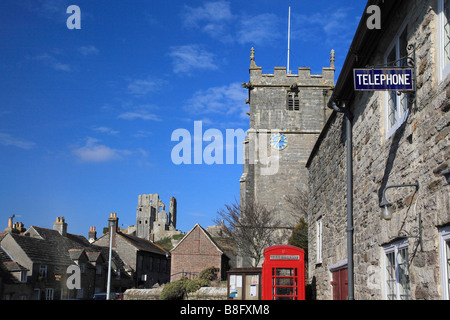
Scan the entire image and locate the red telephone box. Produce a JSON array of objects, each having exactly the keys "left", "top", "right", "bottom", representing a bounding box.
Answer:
[{"left": 262, "top": 245, "right": 305, "bottom": 300}]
